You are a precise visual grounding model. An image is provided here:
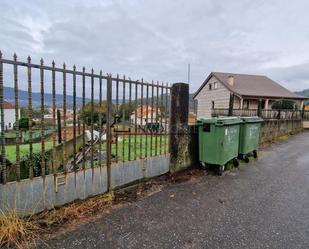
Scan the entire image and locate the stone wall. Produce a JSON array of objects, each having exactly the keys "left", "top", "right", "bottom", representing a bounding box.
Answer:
[{"left": 259, "top": 119, "right": 303, "bottom": 145}]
